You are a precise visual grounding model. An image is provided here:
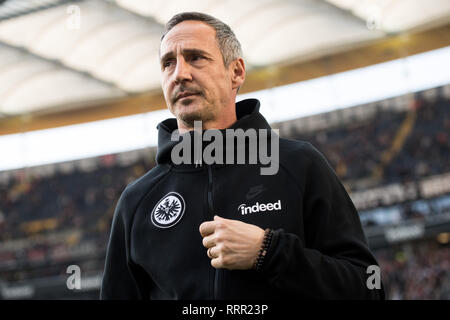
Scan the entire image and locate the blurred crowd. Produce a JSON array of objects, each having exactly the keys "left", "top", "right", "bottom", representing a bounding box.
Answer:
[
  {"left": 385, "top": 94, "right": 450, "bottom": 183},
  {"left": 0, "top": 158, "right": 152, "bottom": 282},
  {"left": 0, "top": 159, "right": 150, "bottom": 242},
  {"left": 376, "top": 241, "right": 450, "bottom": 299},
  {"left": 0, "top": 88, "right": 449, "bottom": 299},
  {"left": 292, "top": 90, "right": 450, "bottom": 187}
]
